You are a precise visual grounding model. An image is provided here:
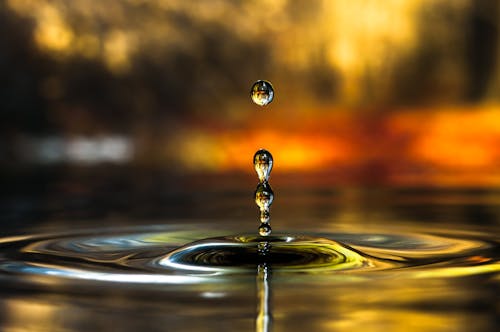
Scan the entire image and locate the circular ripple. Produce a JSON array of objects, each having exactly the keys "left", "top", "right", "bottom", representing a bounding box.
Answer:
[
  {"left": 0, "top": 225, "right": 498, "bottom": 285},
  {"left": 159, "top": 234, "right": 370, "bottom": 273}
]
